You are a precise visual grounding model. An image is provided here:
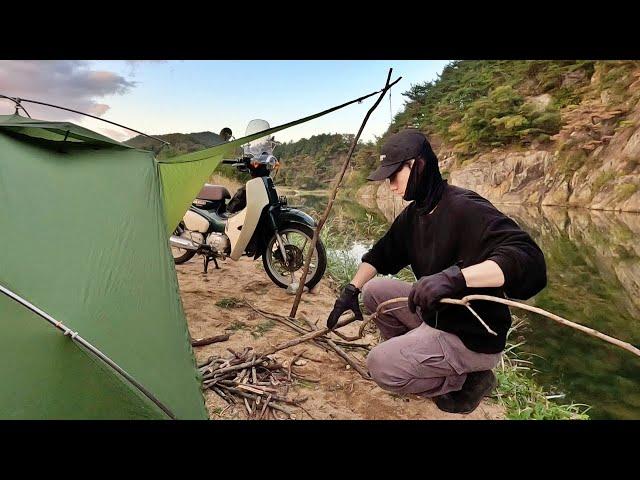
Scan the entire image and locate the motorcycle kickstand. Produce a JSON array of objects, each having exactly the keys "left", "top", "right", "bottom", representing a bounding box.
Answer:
[{"left": 203, "top": 253, "right": 220, "bottom": 273}]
